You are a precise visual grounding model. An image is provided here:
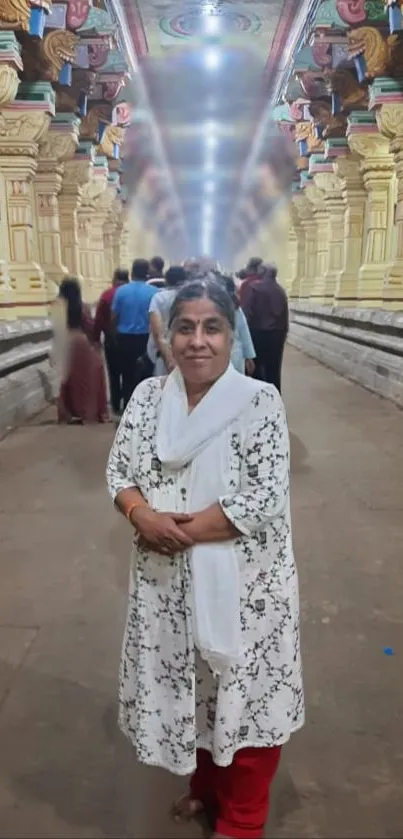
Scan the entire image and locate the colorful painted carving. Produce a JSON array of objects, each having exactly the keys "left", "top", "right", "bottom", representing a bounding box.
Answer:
[
  {"left": 66, "top": 0, "right": 90, "bottom": 31},
  {"left": 336, "top": 0, "right": 367, "bottom": 24}
]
